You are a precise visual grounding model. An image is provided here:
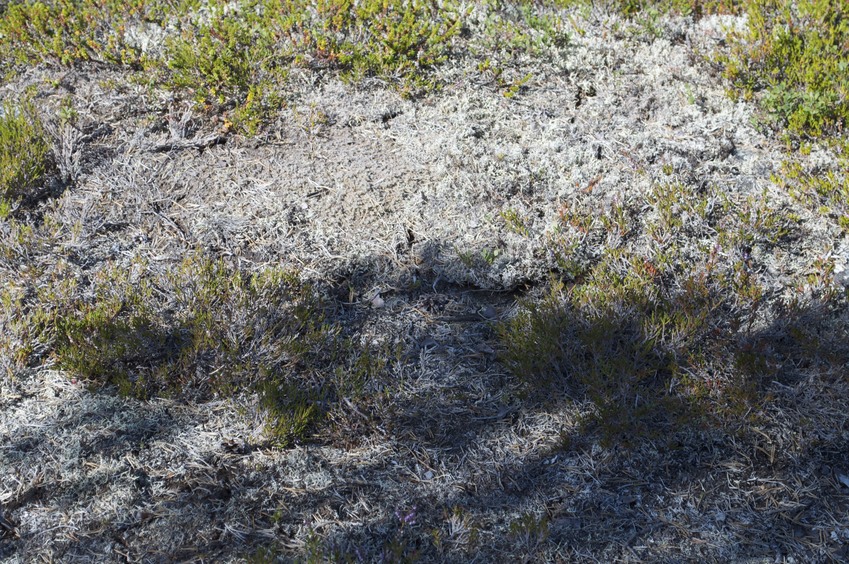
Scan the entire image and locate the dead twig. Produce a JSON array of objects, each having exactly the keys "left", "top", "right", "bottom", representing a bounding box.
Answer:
[{"left": 146, "top": 134, "right": 227, "bottom": 153}]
